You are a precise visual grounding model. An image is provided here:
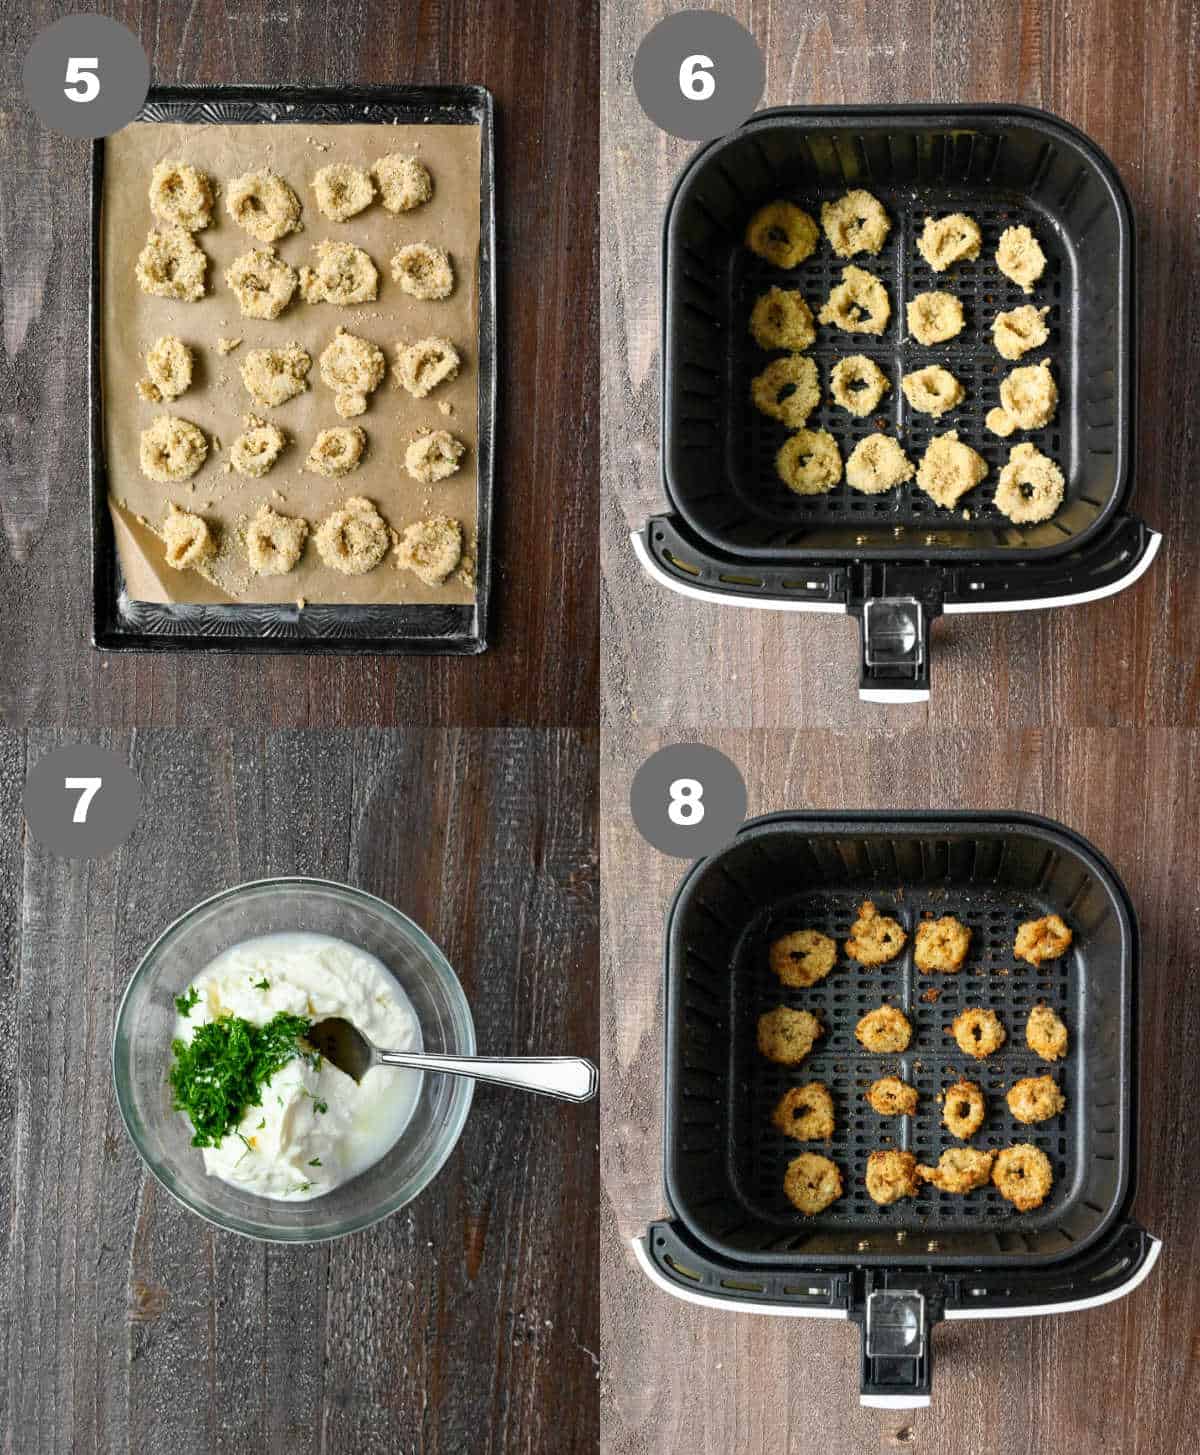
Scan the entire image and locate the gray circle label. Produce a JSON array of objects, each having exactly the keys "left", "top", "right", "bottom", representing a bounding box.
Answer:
[
  {"left": 23, "top": 744, "right": 142, "bottom": 859},
  {"left": 633, "top": 11, "right": 765, "bottom": 142},
  {"left": 630, "top": 744, "right": 748, "bottom": 859},
  {"left": 23, "top": 14, "right": 149, "bottom": 140}
]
